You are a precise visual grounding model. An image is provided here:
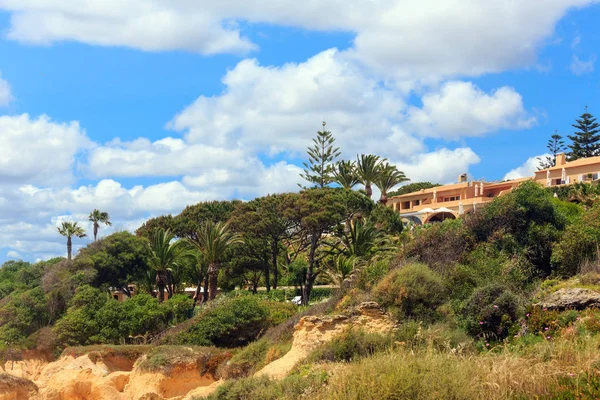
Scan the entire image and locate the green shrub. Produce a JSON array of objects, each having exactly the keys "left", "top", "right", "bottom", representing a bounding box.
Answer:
[
  {"left": 163, "top": 294, "right": 194, "bottom": 324},
  {"left": 207, "top": 369, "right": 329, "bottom": 400},
  {"left": 553, "top": 204, "right": 600, "bottom": 276},
  {"left": 172, "top": 296, "right": 295, "bottom": 347},
  {"left": 405, "top": 220, "right": 468, "bottom": 273},
  {"left": 465, "top": 181, "right": 565, "bottom": 276},
  {"left": 309, "top": 329, "right": 393, "bottom": 363},
  {"left": 373, "top": 263, "right": 447, "bottom": 322},
  {"left": 463, "top": 284, "right": 522, "bottom": 341}
]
